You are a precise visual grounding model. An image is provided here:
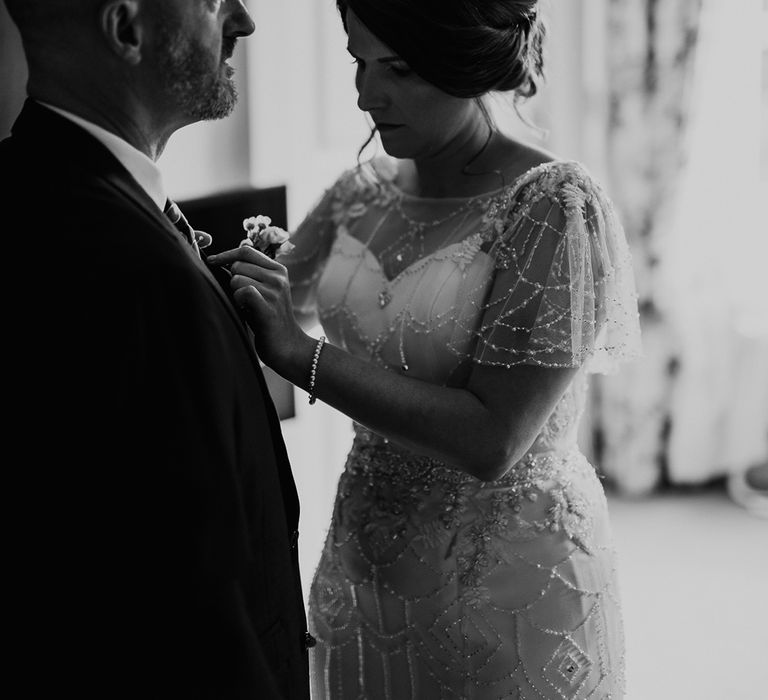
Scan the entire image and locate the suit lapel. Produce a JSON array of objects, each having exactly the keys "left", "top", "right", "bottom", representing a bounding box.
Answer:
[
  {"left": 101, "top": 156, "right": 300, "bottom": 522},
  {"left": 105, "top": 178, "right": 300, "bottom": 523},
  {"left": 100, "top": 164, "right": 265, "bottom": 367}
]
